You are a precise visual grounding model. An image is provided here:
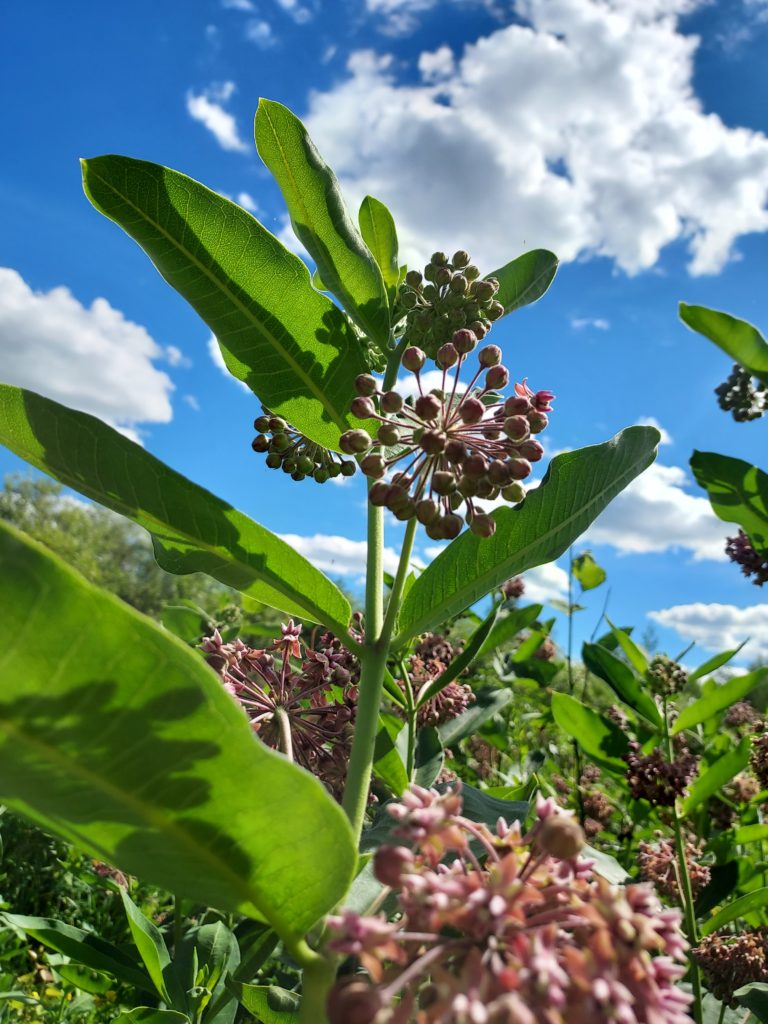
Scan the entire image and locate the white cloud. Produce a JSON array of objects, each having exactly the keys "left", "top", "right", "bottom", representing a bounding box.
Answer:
[
  {"left": 635, "top": 416, "right": 672, "bottom": 445},
  {"left": 304, "top": 0, "right": 768, "bottom": 275},
  {"left": 649, "top": 603, "right": 768, "bottom": 660},
  {"left": 522, "top": 562, "right": 569, "bottom": 604},
  {"left": 237, "top": 191, "right": 259, "bottom": 212},
  {"left": 279, "top": 533, "right": 402, "bottom": 576},
  {"left": 586, "top": 462, "right": 729, "bottom": 560},
  {"left": 165, "top": 344, "right": 191, "bottom": 368},
  {"left": 274, "top": 0, "right": 313, "bottom": 23},
  {"left": 186, "top": 82, "right": 249, "bottom": 153},
  {"left": 245, "top": 18, "right": 275, "bottom": 47},
  {"left": 0, "top": 267, "right": 173, "bottom": 435},
  {"left": 183, "top": 394, "right": 201, "bottom": 412},
  {"left": 208, "top": 334, "right": 250, "bottom": 392},
  {"left": 418, "top": 45, "right": 456, "bottom": 82},
  {"left": 571, "top": 316, "right": 610, "bottom": 331}
]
